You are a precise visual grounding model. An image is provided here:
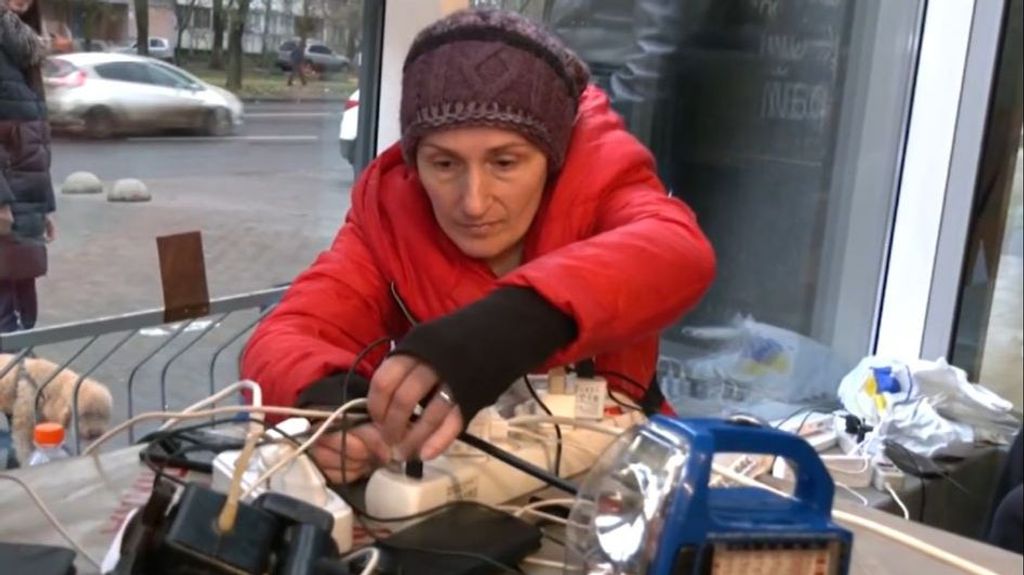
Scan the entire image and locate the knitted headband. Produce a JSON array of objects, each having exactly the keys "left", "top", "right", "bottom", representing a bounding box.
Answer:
[{"left": 400, "top": 8, "right": 589, "bottom": 172}]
